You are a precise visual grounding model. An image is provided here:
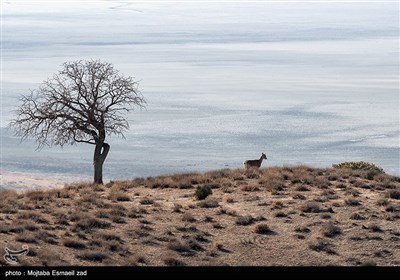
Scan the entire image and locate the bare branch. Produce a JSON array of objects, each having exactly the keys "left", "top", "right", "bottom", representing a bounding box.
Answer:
[{"left": 10, "top": 59, "right": 146, "bottom": 149}]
